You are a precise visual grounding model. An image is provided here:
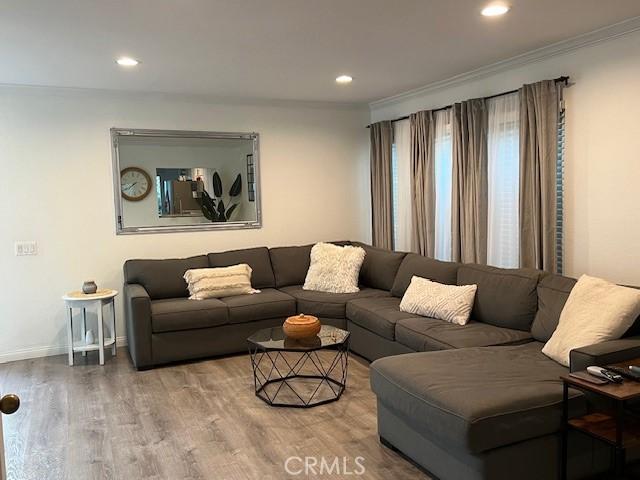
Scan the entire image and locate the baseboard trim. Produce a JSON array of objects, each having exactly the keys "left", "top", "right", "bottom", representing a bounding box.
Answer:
[{"left": 0, "top": 336, "right": 128, "bottom": 364}]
